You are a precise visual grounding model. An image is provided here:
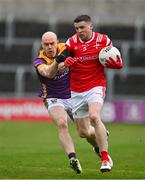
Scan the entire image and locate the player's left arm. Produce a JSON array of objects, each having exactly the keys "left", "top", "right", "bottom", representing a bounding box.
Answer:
[
  {"left": 104, "top": 35, "right": 123, "bottom": 69},
  {"left": 105, "top": 55, "right": 123, "bottom": 69}
]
